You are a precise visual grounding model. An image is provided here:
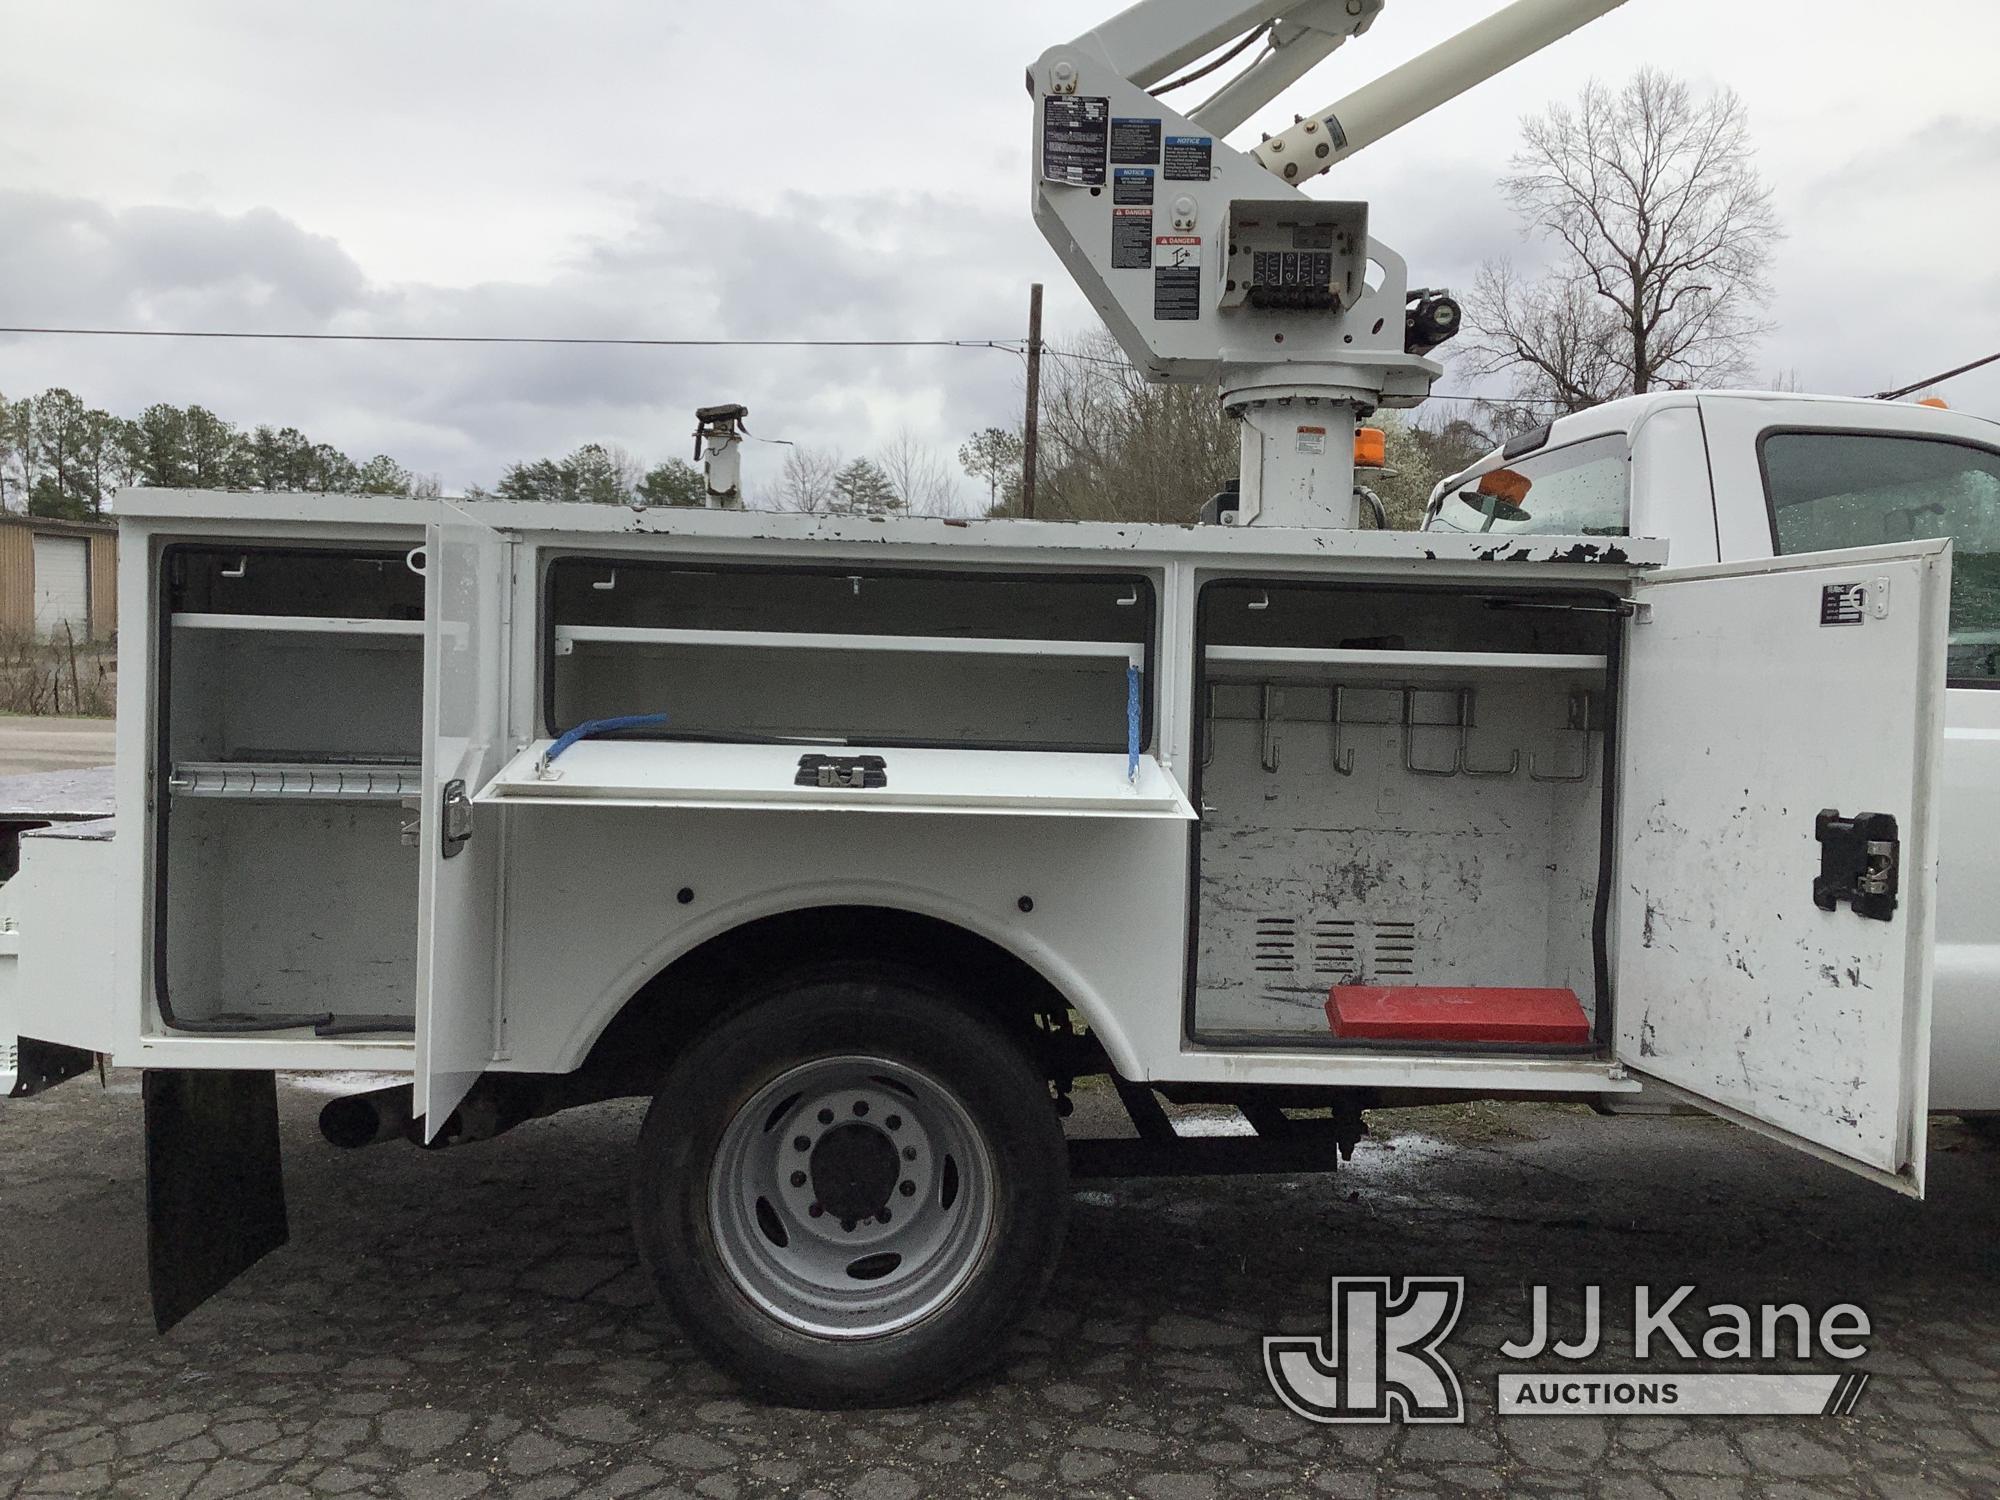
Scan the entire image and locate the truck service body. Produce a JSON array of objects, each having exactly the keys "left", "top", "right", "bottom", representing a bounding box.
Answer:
[{"left": 0, "top": 0, "right": 1966, "bottom": 1406}]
